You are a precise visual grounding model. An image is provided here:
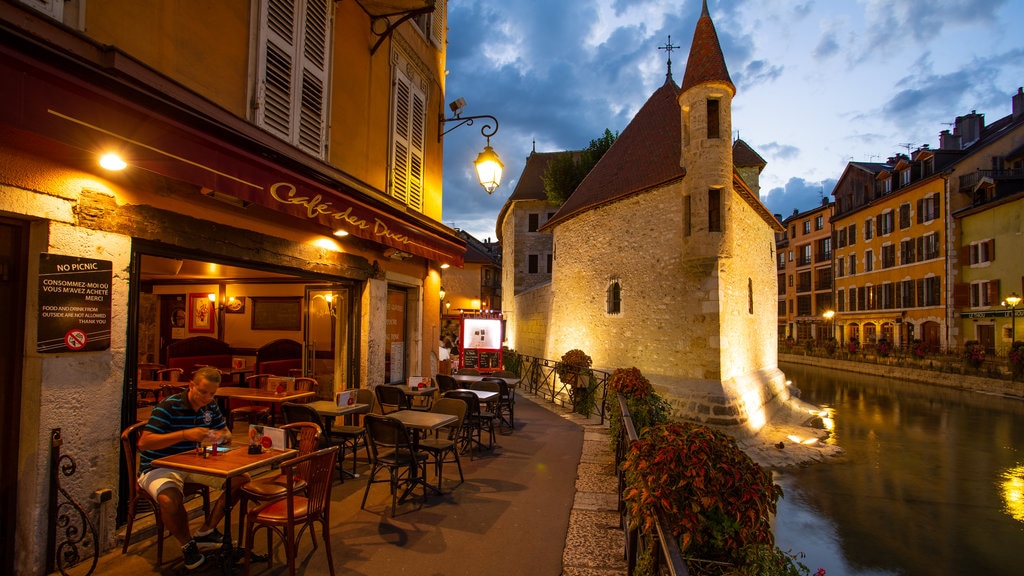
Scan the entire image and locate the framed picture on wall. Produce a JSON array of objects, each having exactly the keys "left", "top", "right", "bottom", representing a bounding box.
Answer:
[{"left": 188, "top": 293, "right": 215, "bottom": 333}]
